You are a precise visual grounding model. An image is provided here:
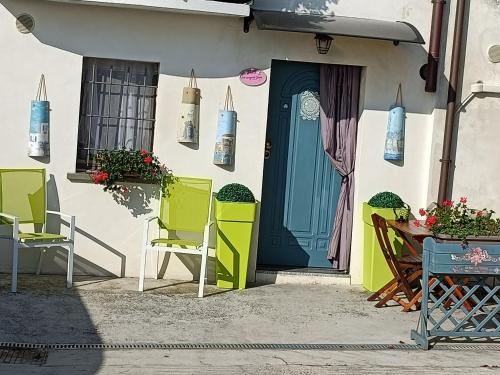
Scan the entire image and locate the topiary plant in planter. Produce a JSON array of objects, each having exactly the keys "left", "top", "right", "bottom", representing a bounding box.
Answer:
[
  {"left": 362, "top": 191, "right": 409, "bottom": 293},
  {"left": 368, "top": 191, "right": 405, "bottom": 208},
  {"left": 215, "top": 183, "right": 257, "bottom": 290},
  {"left": 216, "top": 183, "right": 255, "bottom": 203}
]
